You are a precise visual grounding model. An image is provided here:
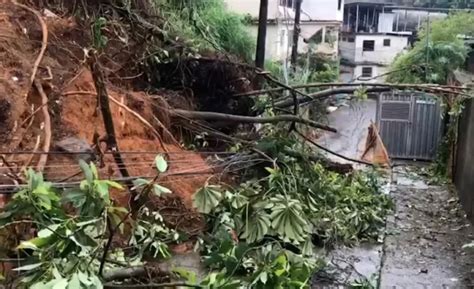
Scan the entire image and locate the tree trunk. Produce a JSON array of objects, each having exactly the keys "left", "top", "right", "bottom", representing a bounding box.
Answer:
[
  {"left": 290, "top": 0, "right": 302, "bottom": 67},
  {"left": 255, "top": 0, "right": 268, "bottom": 69}
]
